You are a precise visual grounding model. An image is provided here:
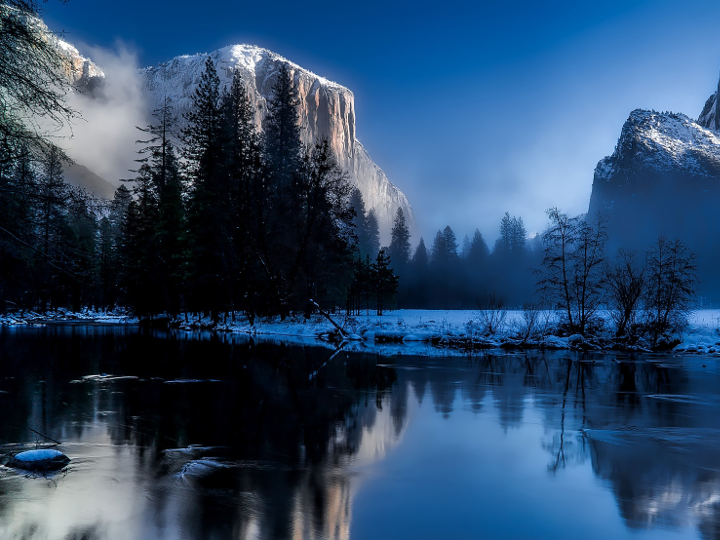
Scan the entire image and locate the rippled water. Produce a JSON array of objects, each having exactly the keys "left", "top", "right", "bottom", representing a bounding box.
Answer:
[{"left": 1, "top": 325, "right": 719, "bottom": 539}]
